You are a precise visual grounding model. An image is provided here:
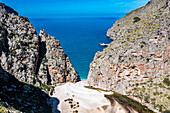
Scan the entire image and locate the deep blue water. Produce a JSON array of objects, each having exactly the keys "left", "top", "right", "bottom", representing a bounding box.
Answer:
[{"left": 30, "top": 17, "right": 119, "bottom": 79}]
